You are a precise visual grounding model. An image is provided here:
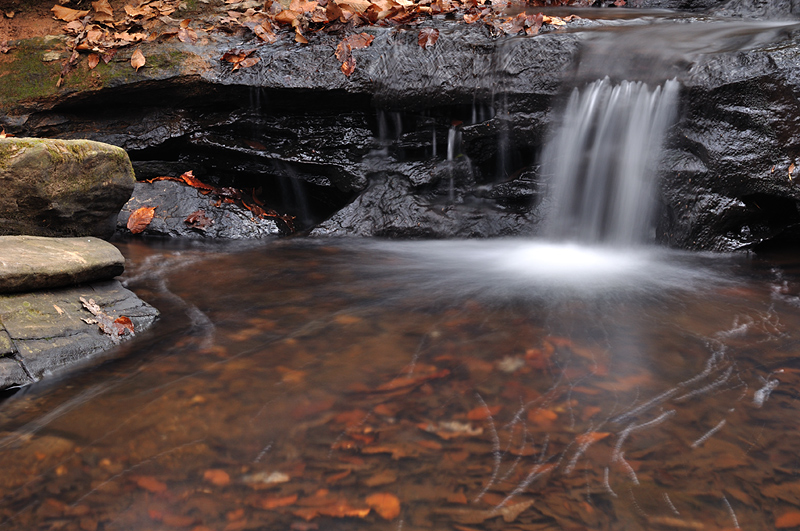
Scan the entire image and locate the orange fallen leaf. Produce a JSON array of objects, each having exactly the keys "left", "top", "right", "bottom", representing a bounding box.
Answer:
[
  {"left": 127, "top": 206, "right": 156, "bottom": 234},
  {"left": 259, "top": 493, "right": 298, "bottom": 509},
  {"left": 777, "top": 512, "right": 800, "bottom": 528},
  {"left": 575, "top": 431, "right": 611, "bottom": 446},
  {"left": 87, "top": 53, "right": 100, "bottom": 70},
  {"left": 527, "top": 408, "right": 557, "bottom": 425},
  {"left": 317, "top": 501, "right": 370, "bottom": 518},
  {"left": 113, "top": 316, "right": 134, "bottom": 335},
  {"left": 325, "top": 469, "right": 351, "bottom": 484},
  {"left": 466, "top": 404, "right": 501, "bottom": 421},
  {"left": 134, "top": 475, "right": 167, "bottom": 493},
  {"left": 203, "top": 469, "right": 231, "bottom": 487},
  {"left": 92, "top": 0, "right": 113, "bottom": 21},
  {"left": 131, "top": 49, "right": 146, "bottom": 71},
  {"left": 365, "top": 493, "right": 400, "bottom": 520}
]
